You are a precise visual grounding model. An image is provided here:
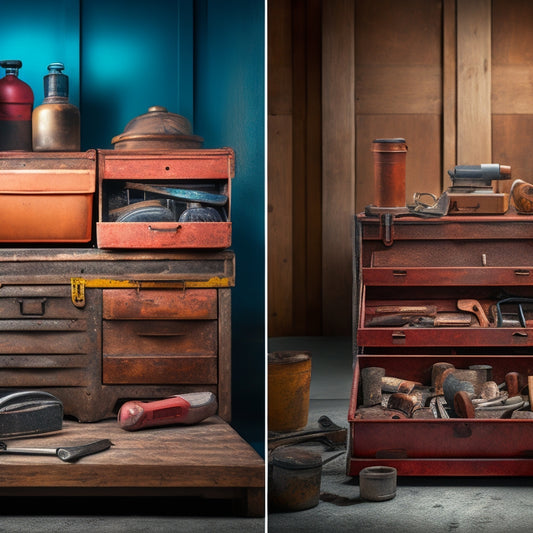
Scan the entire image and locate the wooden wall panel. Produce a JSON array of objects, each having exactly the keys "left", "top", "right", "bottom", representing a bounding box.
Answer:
[
  {"left": 292, "top": 0, "right": 323, "bottom": 335},
  {"left": 322, "top": 0, "right": 355, "bottom": 335},
  {"left": 268, "top": 0, "right": 322, "bottom": 337},
  {"left": 268, "top": 0, "right": 294, "bottom": 336},
  {"left": 354, "top": 0, "right": 443, "bottom": 213},
  {"left": 492, "top": 0, "right": 533, "bottom": 190},
  {"left": 457, "top": 0, "right": 492, "bottom": 164}
]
